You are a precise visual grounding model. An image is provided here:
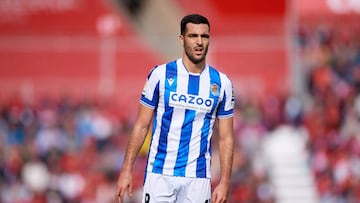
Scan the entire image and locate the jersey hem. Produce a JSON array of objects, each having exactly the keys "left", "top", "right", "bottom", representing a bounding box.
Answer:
[{"left": 146, "top": 170, "right": 211, "bottom": 179}]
